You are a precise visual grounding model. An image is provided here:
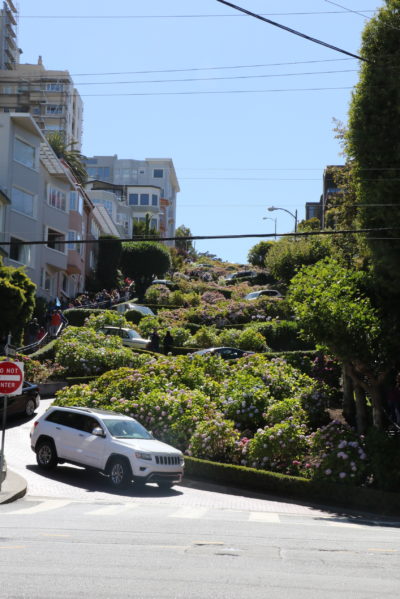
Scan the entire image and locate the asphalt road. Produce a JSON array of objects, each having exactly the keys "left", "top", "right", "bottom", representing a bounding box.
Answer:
[{"left": 1, "top": 398, "right": 400, "bottom": 598}]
